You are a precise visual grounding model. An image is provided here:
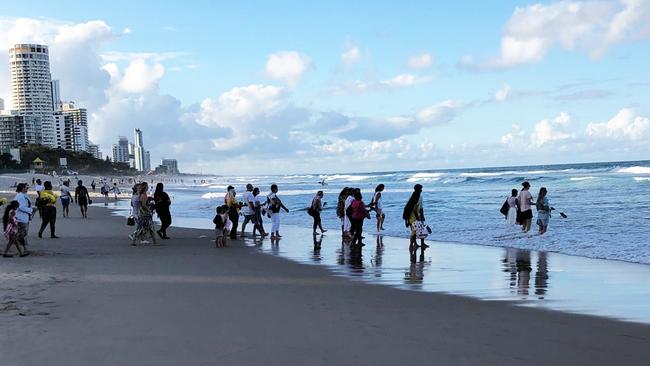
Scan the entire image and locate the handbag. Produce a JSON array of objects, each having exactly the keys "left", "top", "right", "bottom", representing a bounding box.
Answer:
[
  {"left": 500, "top": 199, "right": 509, "bottom": 217},
  {"left": 413, "top": 221, "right": 430, "bottom": 239},
  {"left": 127, "top": 215, "right": 136, "bottom": 226}
]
